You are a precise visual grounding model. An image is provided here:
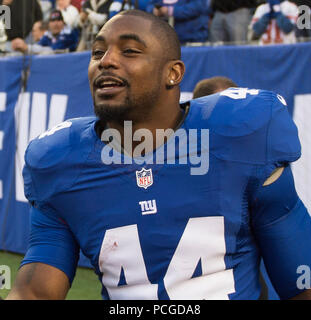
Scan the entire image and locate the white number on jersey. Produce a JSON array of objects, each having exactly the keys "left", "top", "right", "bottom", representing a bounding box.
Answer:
[
  {"left": 38, "top": 121, "right": 72, "bottom": 139},
  {"left": 220, "top": 88, "right": 259, "bottom": 100},
  {"left": 99, "top": 225, "right": 158, "bottom": 300},
  {"left": 98, "top": 217, "right": 235, "bottom": 299}
]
